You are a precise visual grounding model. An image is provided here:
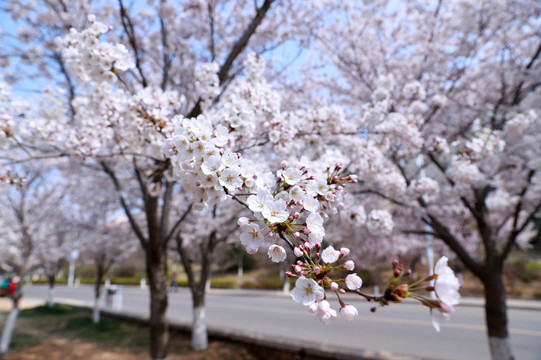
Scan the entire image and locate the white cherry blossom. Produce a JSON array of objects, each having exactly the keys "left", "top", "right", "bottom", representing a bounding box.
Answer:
[
  {"left": 291, "top": 277, "right": 325, "bottom": 306},
  {"left": 267, "top": 244, "right": 287, "bottom": 263},
  {"left": 321, "top": 246, "right": 340, "bottom": 264},
  {"left": 345, "top": 274, "right": 363, "bottom": 290}
]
